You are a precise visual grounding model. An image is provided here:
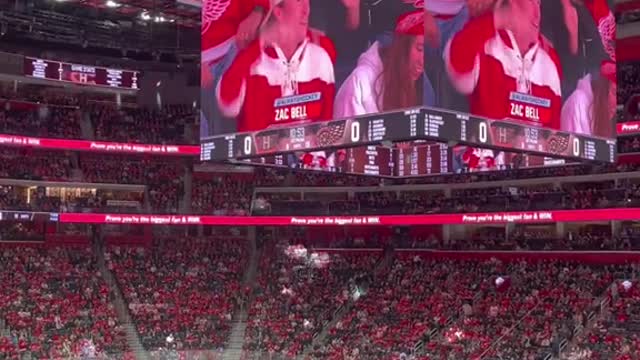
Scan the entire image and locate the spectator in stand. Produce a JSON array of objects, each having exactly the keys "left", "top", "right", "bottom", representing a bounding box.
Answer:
[
  {"left": 1, "top": 85, "right": 195, "bottom": 144},
  {"left": 619, "top": 136, "right": 640, "bottom": 153},
  {"left": 258, "top": 178, "right": 640, "bottom": 216},
  {"left": 618, "top": 63, "right": 640, "bottom": 107},
  {"left": 0, "top": 149, "right": 72, "bottom": 181},
  {"left": 564, "top": 279, "right": 640, "bottom": 360}
]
